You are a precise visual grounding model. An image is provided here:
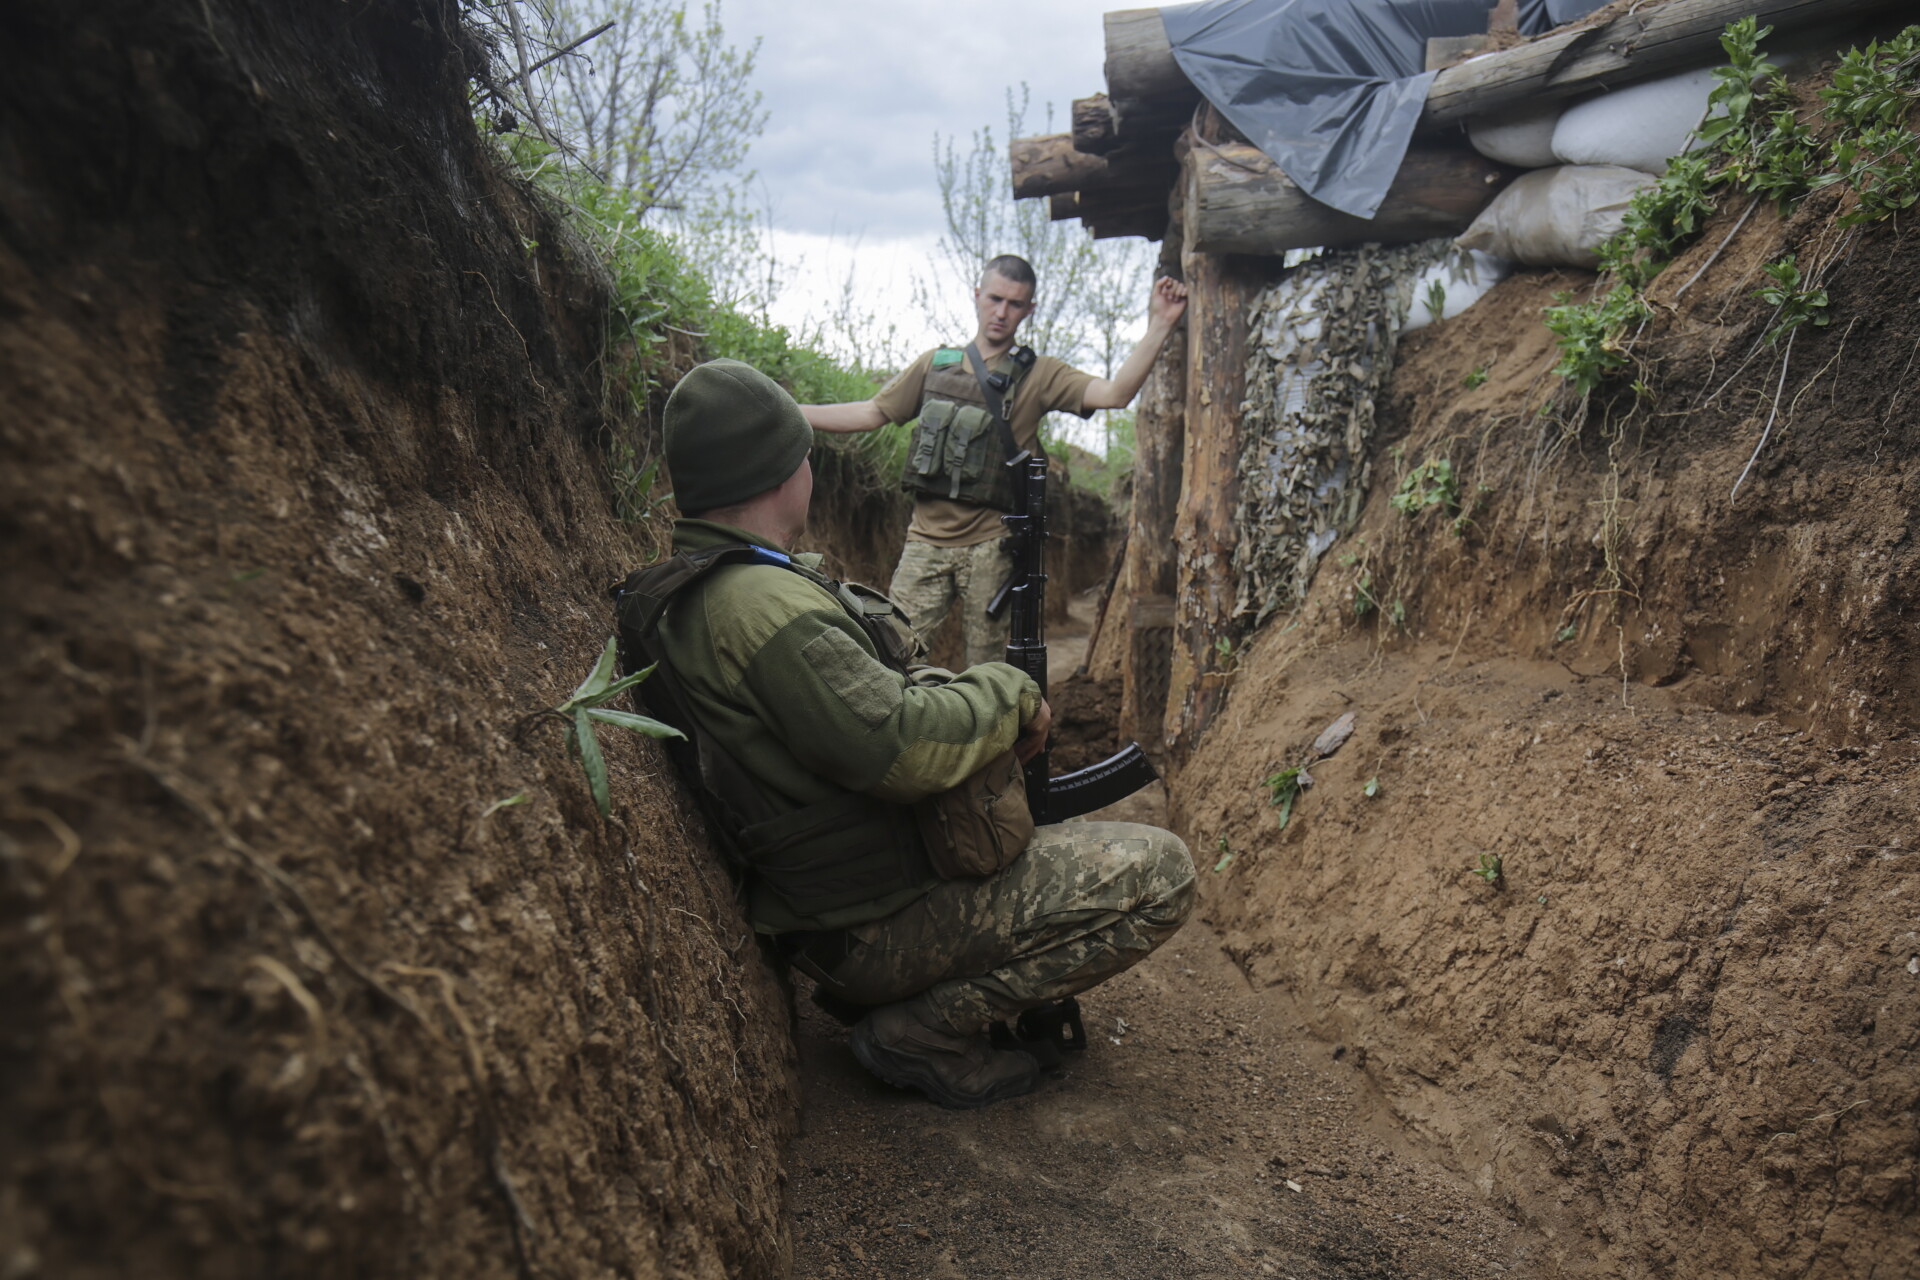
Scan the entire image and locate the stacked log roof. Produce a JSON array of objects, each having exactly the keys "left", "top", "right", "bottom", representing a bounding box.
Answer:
[{"left": 1012, "top": 0, "right": 1906, "bottom": 251}]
